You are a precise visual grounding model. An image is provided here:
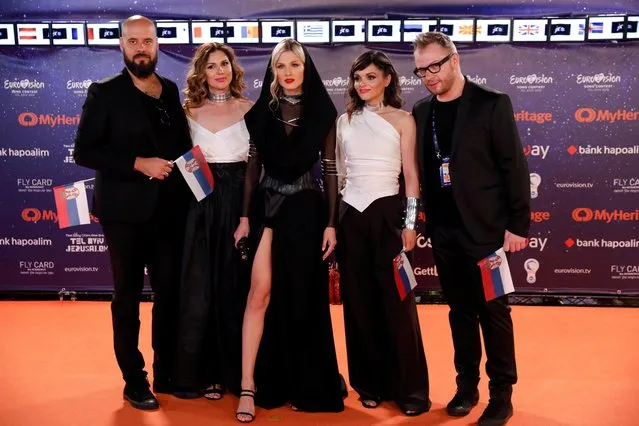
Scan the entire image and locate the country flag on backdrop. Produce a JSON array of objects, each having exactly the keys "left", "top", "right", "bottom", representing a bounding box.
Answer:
[
  {"left": 303, "top": 23, "right": 325, "bottom": 37},
  {"left": 19, "top": 27, "right": 39, "bottom": 40},
  {"left": 226, "top": 22, "right": 260, "bottom": 42},
  {"left": 393, "top": 251, "right": 418, "bottom": 301},
  {"left": 460, "top": 24, "right": 476, "bottom": 35},
  {"left": 17, "top": 24, "right": 50, "bottom": 44},
  {"left": 589, "top": 22, "right": 604, "bottom": 34},
  {"left": 518, "top": 24, "right": 539, "bottom": 36},
  {"left": 53, "top": 181, "right": 91, "bottom": 229},
  {"left": 477, "top": 248, "right": 515, "bottom": 301},
  {"left": 175, "top": 145, "right": 214, "bottom": 201}
]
